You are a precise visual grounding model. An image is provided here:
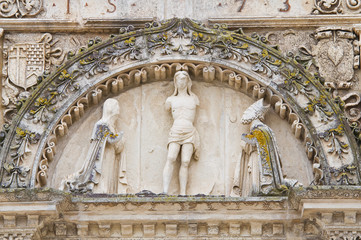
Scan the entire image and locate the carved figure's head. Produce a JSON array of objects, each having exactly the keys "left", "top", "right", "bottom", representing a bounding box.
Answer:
[
  {"left": 241, "top": 98, "right": 269, "bottom": 125},
  {"left": 103, "top": 98, "right": 120, "bottom": 120},
  {"left": 173, "top": 71, "right": 193, "bottom": 96}
]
